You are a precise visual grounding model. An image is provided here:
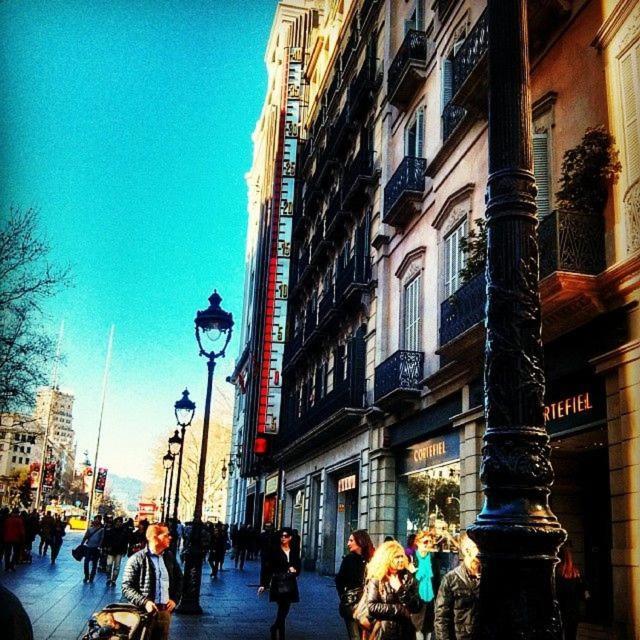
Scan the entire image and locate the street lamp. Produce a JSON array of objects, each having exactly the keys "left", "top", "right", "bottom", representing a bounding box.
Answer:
[
  {"left": 161, "top": 449, "right": 174, "bottom": 522},
  {"left": 466, "top": 2, "right": 566, "bottom": 638},
  {"left": 176, "top": 290, "right": 233, "bottom": 615},
  {"left": 170, "top": 391, "right": 194, "bottom": 553}
]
